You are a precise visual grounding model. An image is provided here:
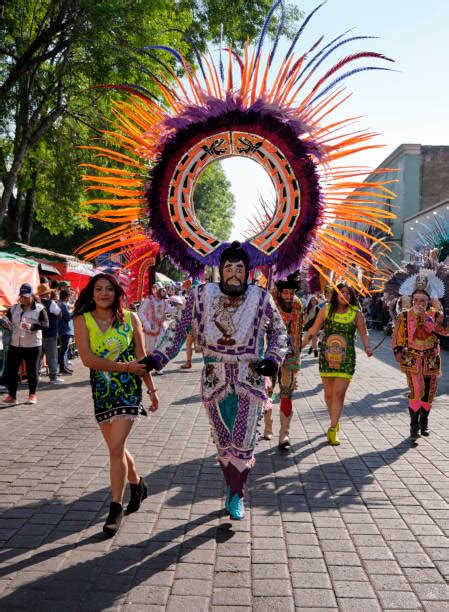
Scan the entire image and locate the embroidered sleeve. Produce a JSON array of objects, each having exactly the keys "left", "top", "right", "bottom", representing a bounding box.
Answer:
[
  {"left": 263, "top": 294, "right": 288, "bottom": 368},
  {"left": 152, "top": 290, "right": 195, "bottom": 369},
  {"left": 391, "top": 312, "right": 406, "bottom": 351},
  {"left": 433, "top": 309, "right": 449, "bottom": 336},
  {"left": 421, "top": 313, "right": 436, "bottom": 335},
  {"left": 137, "top": 298, "right": 151, "bottom": 333}
]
